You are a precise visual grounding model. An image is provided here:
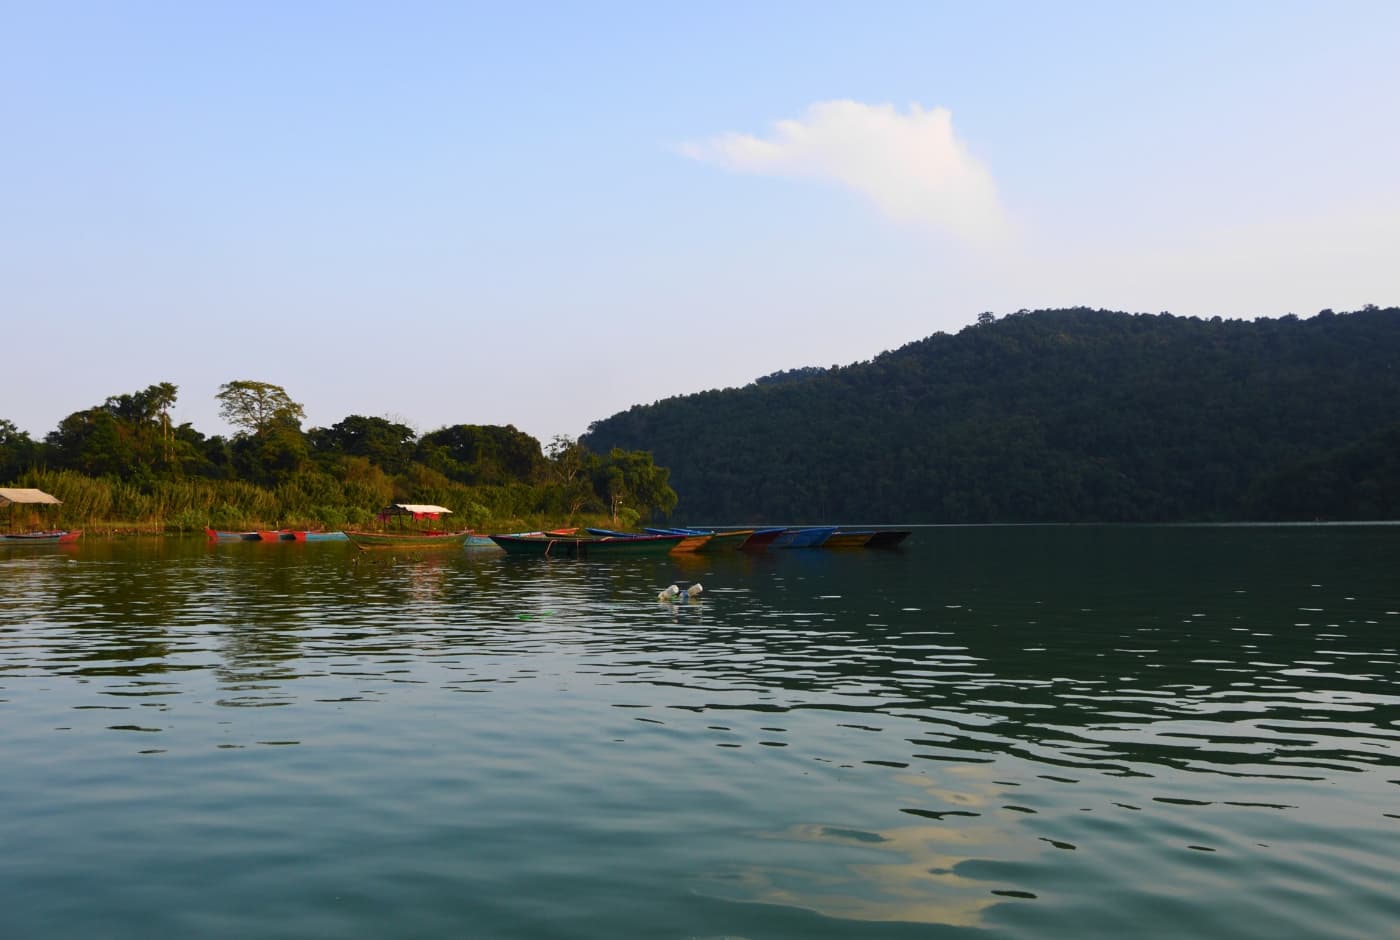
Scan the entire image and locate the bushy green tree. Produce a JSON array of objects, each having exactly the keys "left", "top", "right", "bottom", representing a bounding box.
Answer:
[
  {"left": 308, "top": 415, "right": 417, "bottom": 474},
  {"left": 591, "top": 448, "right": 677, "bottom": 525},
  {"left": 0, "top": 419, "right": 37, "bottom": 481},
  {"left": 216, "top": 381, "right": 308, "bottom": 486},
  {"left": 416, "top": 424, "right": 546, "bottom": 485}
]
